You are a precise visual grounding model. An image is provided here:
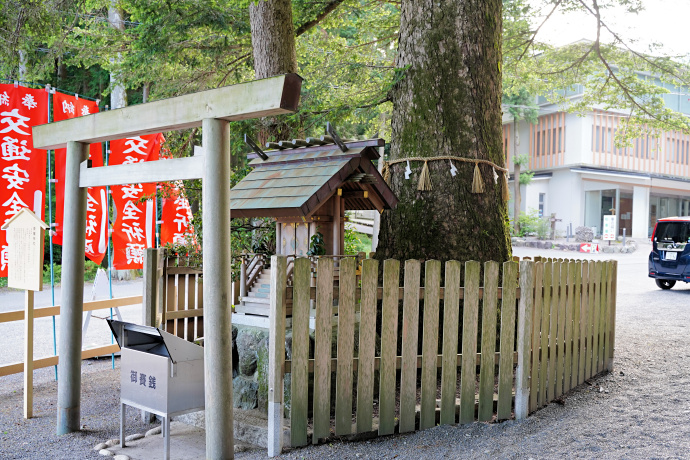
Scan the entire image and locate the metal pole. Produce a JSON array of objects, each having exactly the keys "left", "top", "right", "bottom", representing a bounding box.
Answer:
[
  {"left": 201, "top": 117, "right": 234, "bottom": 458},
  {"left": 104, "top": 136, "right": 115, "bottom": 369},
  {"left": 623, "top": 228, "right": 626, "bottom": 247},
  {"left": 56, "top": 141, "right": 88, "bottom": 435},
  {"left": 46, "top": 84, "right": 57, "bottom": 381}
]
